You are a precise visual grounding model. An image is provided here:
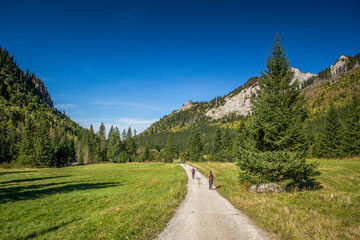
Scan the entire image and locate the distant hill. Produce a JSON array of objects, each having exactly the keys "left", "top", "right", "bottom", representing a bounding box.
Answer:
[{"left": 138, "top": 53, "right": 360, "bottom": 157}]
